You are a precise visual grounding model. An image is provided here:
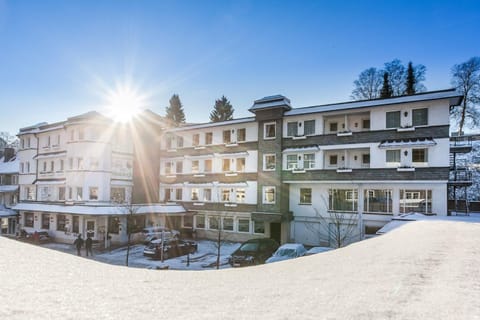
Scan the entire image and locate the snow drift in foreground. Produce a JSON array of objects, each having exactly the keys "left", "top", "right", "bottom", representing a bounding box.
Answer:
[{"left": 1, "top": 221, "right": 480, "bottom": 319}]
